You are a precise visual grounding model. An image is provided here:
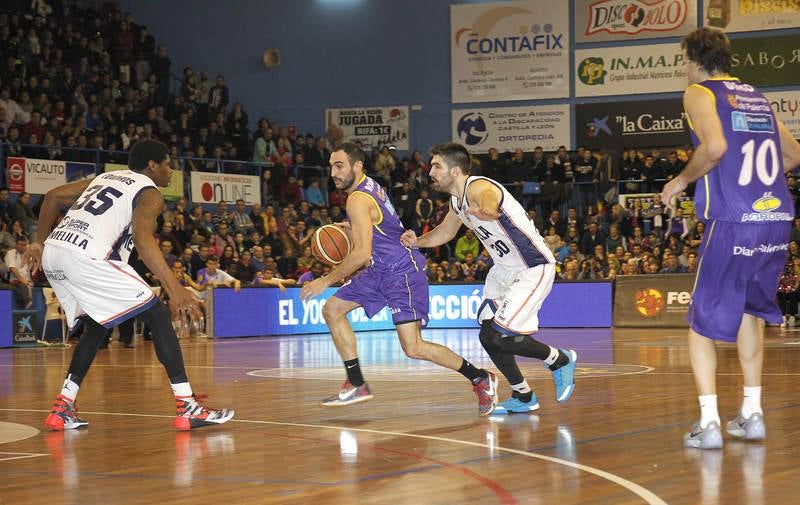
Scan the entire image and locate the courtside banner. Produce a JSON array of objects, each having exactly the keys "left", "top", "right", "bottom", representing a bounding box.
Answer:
[
  {"left": 766, "top": 91, "right": 800, "bottom": 139},
  {"left": 452, "top": 104, "right": 570, "bottom": 154},
  {"left": 450, "top": 1, "right": 569, "bottom": 103},
  {"left": 325, "top": 106, "right": 409, "bottom": 150},
  {"left": 575, "top": 98, "right": 690, "bottom": 149},
  {"left": 575, "top": 0, "right": 697, "bottom": 43},
  {"left": 704, "top": 0, "right": 800, "bottom": 32},
  {"left": 190, "top": 172, "right": 260, "bottom": 206},
  {"left": 575, "top": 42, "right": 686, "bottom": 98},
  {"left": 211, "top": 282, "right": 612, "bottom": 338},
  {"left": 730, "top": 35, "right": 800, "bottom": 88},
  {"left": 614, "top": 274, "right": 694, "bottom": 327}
]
